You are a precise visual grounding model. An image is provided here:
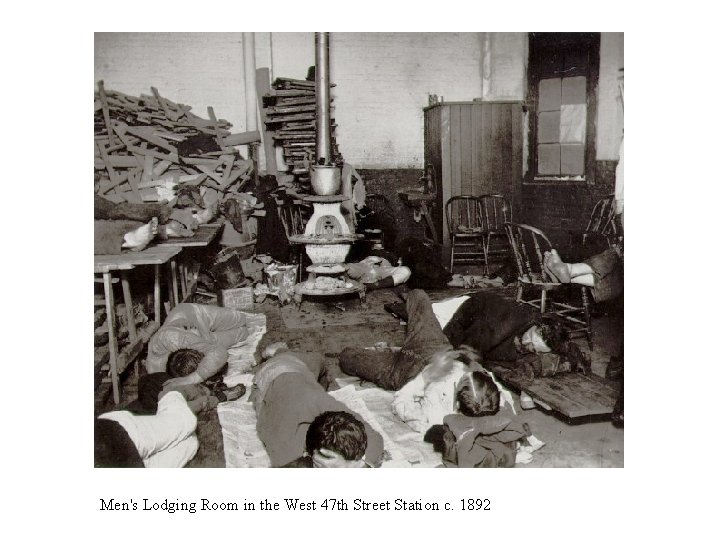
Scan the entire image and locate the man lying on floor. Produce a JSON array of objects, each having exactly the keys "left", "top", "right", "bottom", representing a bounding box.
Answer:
[
  {"left": 424, "top": 371, "right": 543, "bottom": 468},
  {"left": 95, "top": 384, "right": 241, "bottom": 468},
  {"left": 146, "top": 303, "right": 249, "bottom": 390},
  {"left": 128, "top": 348, "right": 246, "bottom": 415},
  {"left": 377, "top": 289, "right": 587, "bottom": 378},
  {"left": 339, "top": 291, "right": 542, "bottom": 466},
  {"left": 345, "top": 255, "right": 411, "bottom": 291},
  {"left": 252, "top": 344, "right": 384, "bottom": 468}
]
